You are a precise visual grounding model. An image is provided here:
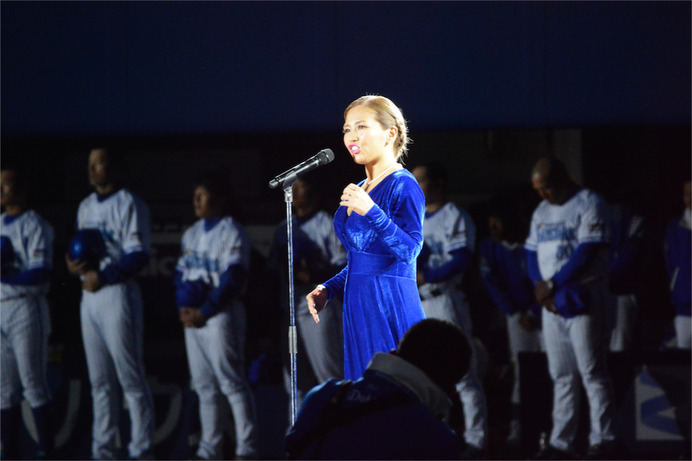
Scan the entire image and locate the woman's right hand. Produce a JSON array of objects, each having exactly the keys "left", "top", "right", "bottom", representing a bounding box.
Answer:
[{"left": 306, "top": 284, "right": 329, "bottom": 324}]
